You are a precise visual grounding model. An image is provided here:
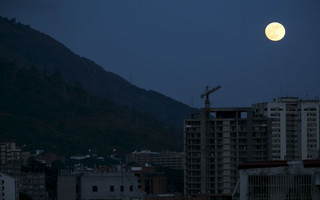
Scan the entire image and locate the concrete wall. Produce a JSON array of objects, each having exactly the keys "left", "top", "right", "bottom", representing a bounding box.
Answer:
[
  {"left": 80, "top": 173, "right": 143, "bottom": 200},
  {"left": 57, "top": 176, "right": 77, "bottom": 200}
]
